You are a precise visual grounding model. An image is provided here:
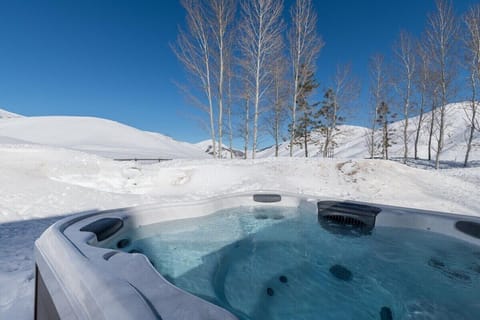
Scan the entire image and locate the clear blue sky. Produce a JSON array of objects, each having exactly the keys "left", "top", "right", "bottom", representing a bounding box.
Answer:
[{"left": 0, "top": 0, "right": 477, "bottom": 145}]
